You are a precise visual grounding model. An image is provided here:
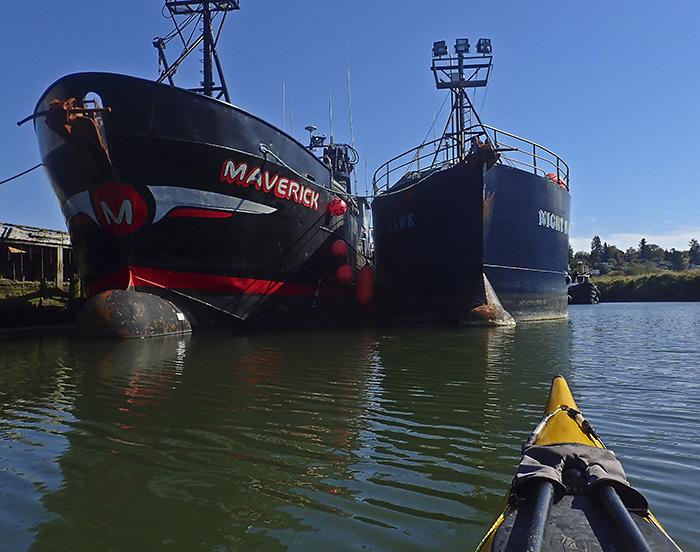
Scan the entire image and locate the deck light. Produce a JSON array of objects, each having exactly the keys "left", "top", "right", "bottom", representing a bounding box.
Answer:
[
  {"left": 432, "top": 40, "right": 448, "bottom": 58},
  {"left": 305, "top": 125, "right": 316, "bottom": 148},
  {"left": 454, "top": 38, "right": 470, "bottom": 54},
  {"left": 311, "top": 134, "right": 326, "bottom": 148},
  {"left": 476, "top": 38, "right": 492, "bottom": 55},
  {"left": 305, "top": 125, "right": 326, "bottom": 149}
]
